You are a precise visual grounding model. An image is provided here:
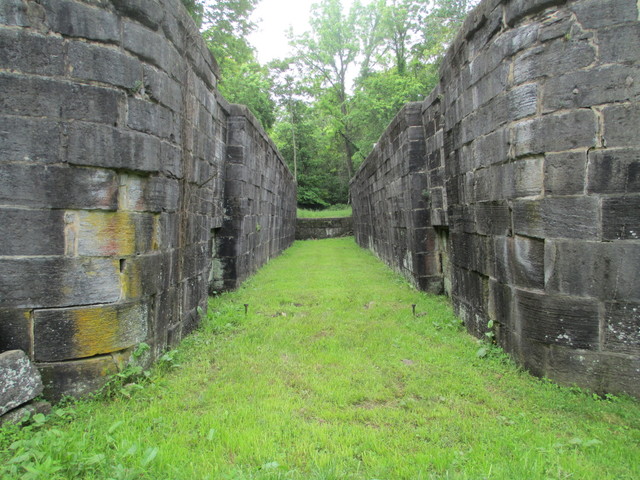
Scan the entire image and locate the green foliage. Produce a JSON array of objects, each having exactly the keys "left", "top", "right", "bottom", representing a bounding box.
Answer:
[
  {"left": 269, "top": 0, "right": 479, "bottom": 206},
  {"left": 297, "top": 205, "right": 352, "bottom": 218}
]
